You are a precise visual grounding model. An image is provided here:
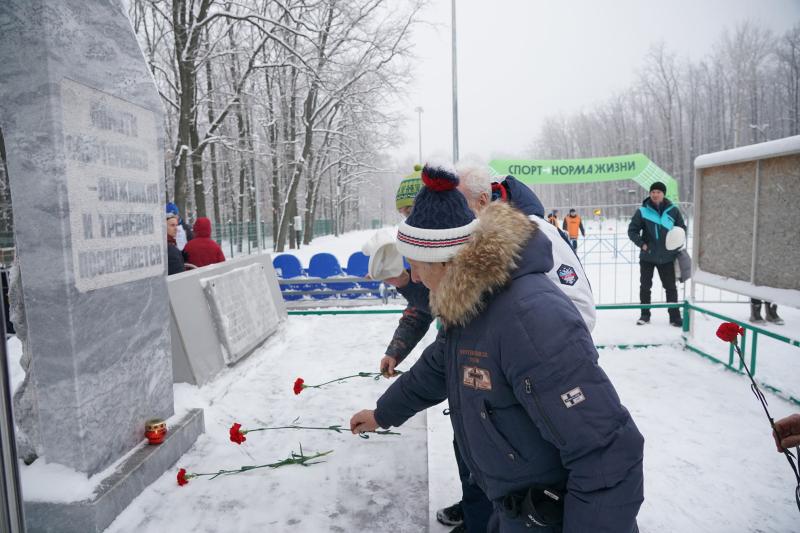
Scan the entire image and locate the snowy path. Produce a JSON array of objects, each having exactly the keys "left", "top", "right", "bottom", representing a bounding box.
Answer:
[{"left": 95, "top": 309, "right": 799, "bottom": 533}]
